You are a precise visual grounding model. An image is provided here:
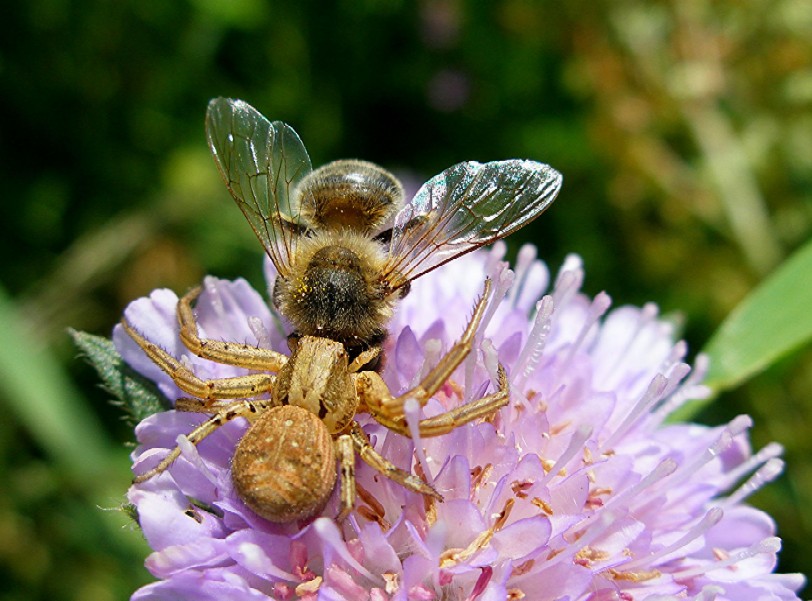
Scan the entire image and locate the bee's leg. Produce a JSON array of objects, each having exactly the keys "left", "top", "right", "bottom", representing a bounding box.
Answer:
[
  {"left": 177, "top": 286, "right": 288, "bottom": 372},
  {"left": 133, "top": 400, "right": 266, "bottom": 483},
  {"left": 334, "top": 434, "right": 356, "bottom": 521},
  {"left": 356, "top": 365, "right": 509, "bottom": 437},
  {"left": 349, "top": 422, "right": 442, "bottom": 500},
  {"left": 122, "top": 319, "right": 275, "bottom": 401}
]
